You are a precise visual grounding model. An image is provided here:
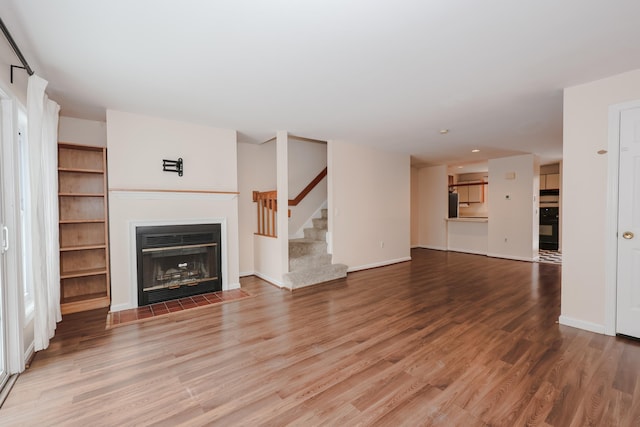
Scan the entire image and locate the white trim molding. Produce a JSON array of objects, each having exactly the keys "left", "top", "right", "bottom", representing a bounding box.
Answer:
[
  {"left": 110, "top": 190, "right": 237, "bottom": 202},
  {"left": 253, "top": 272, "right": 284, "bottom": 288},
  {"left": 487, "top": 253, "right": 536, "bottom": 263},
  {"left": 417, "top": 245, "right": 448, "bottom": 251},
  {"left": 347, "top": 256, "right": 412, "bottom": 273},
  {"left": 450, "top": 248, "right": 488, "bottom": 256},
  {"left": 558, "top": 315, "right": 606, "bottom": 335}
]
